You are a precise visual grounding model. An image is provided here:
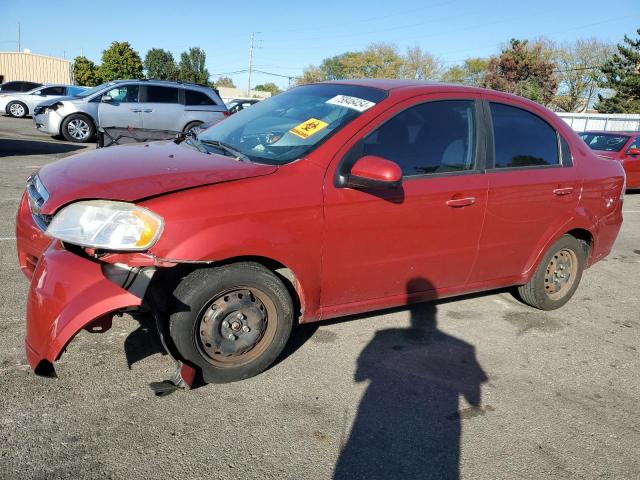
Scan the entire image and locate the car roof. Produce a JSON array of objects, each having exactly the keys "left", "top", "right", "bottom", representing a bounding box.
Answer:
[{"left": 322, "top": 78, "right": 541, "bottom": 104}]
